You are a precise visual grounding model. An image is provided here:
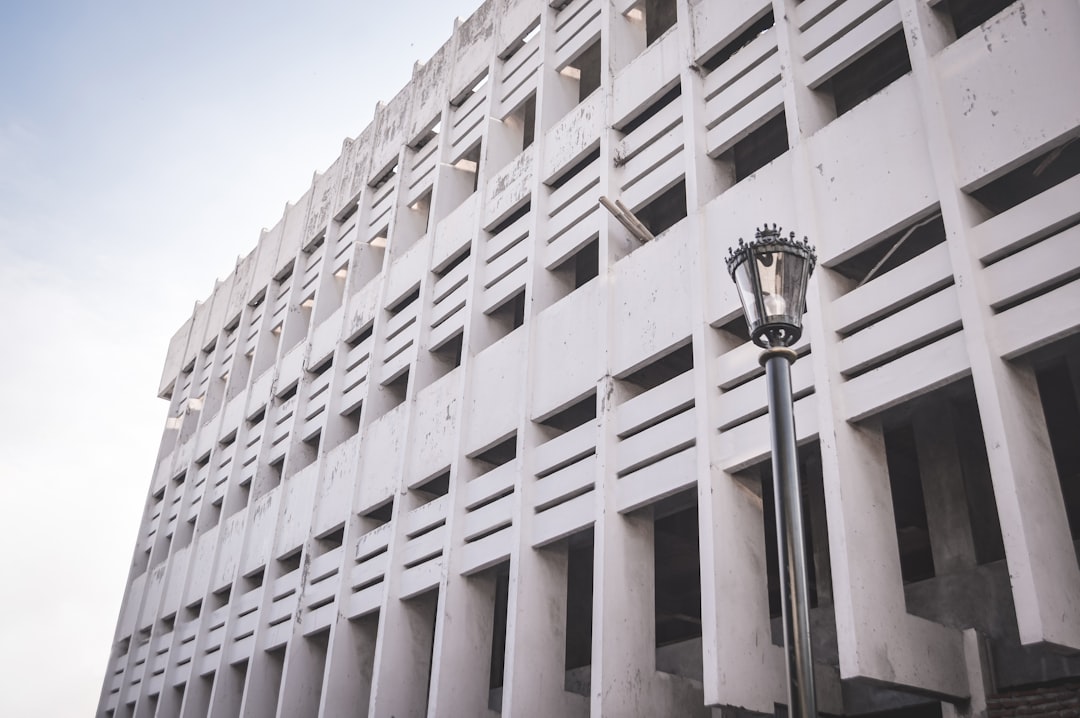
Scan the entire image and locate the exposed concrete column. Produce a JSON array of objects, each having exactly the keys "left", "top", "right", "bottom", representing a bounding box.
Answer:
[
  {"left": 206, "top": 661, "right": 245, "bottom": 718},
  {"left": 500, "top": 537, "right": 586, "bottom": 717},
  {"left": 697, "top": 463, "right": 786, "bottom": 713},
  {"left": 275, "top": 631, "right": 328, "bottom": 718},
  {"left": 912, "top": 404, "right": 978, "bottom": 574},
  {"left": 767, "top": 0, "right": 971, "bottom": 695},
  {"left": 367, "top": 588, "right": 438, "bottom": 718},
  {"left": 590, "top": 506, "right": 659, "bottom": 716},
  {"left": 898, "top": 0, "right": 1080, "bottom": 651},
  {"left": 317, "top": 613, "right": 377, "bottom": 717},
  {"left": 427, "top": 571, "right": 500, "bottom": 717},
  {"left": 238, "top": 645, "right": 284, "bottom": 718}
]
